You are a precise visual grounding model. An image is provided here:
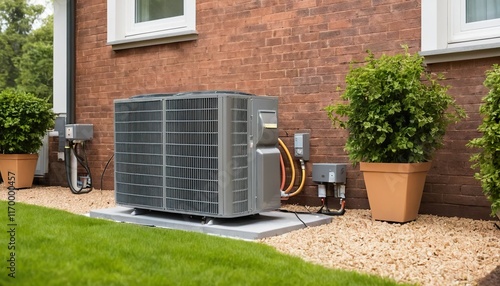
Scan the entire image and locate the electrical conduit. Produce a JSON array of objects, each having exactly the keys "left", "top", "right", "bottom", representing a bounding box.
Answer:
[
  {"left": 286, "top": 159, "right": 306, "bottom": 197},
  {"left": 279, "top": 139, "right": 306, "bottom": 198},
  {"left": 278, "top": 138, "right": 295, "bottom": 195},
  {"left": 280, "top": 154, "right": 286, "bottom": 191}
]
